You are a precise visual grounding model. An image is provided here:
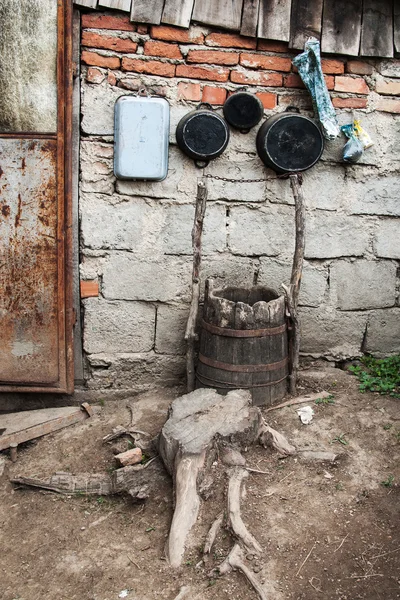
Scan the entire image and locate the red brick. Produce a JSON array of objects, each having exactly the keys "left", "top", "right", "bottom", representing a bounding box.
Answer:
[
  {"left": 205, "top": 32, "right": 256, "bottom": 49},
  {"left": 202, "top": 85, "right": 227, "bottom": 105},
  {"left": 284, "top": 73, "right": 333, "bottom": 90},
  {"left": 122, "top": 58, "right": 175, "bottom": 77},
  {"left": 284, "top": 73, "right": 305, "bottom": 88},
  {"left": 240, "top": 53, "right": 292, "bottom": 72},
  {"left": 150, "top": 25, "right": 204, "bottom": 44},
  {"left": 346, "top": 60, "right": 373, "bottom": 75},
  {"left": 332, "top": 97, "right": 368, "bottom": 109},
  {"left": 321, "top": 58, "right": 345, "bottom": 74},
  {"left": 178, "top": 81, "right": 202, "bottom": 101},
  {"left": 334, "top": 76, "right": 369, "bottom": 94},
  {"left": 375, "top": 97, "right": 400, "bottom": 113},
  {"left": 187, "top": 49, "right": 239, "bottom": 66},
  {"left": 82, "top": 12, "right": 135, "bottom": 32},
  {"left": 81, "top": 51, "right": 120, "bottom": 69},
  {"left": 81, "top": 31, "right": 138, "bottom": 53},
  {"left": 279, "top": 94, "right": 313, "bottom": 110},
  {"left": 375, "top": 78, "right": 400, "bottom": 96},
  {"left": 137, "top": 24, "right": 149, "bottom": 35},
  {"left": 176, "top": 64, "right": 229, "bottom": 82},
  {"left": 86, "top": 67, "right": 106, "bottom": 84},
  {"left": 231, "top": 69, "right": 282, "bottom": 87},
  {"left": 256, "top": 92, "right": 277, "bottom": 109},
  {"left": 144, "top": 40, "right": 182, "bottom": 59},
  {"left": 324, "top": 75, "right": 334, "bottom": 90},
  {"left": 80, "top": 280, "right": 99, "bottom": 299},
  {"left": 257, "top": 40, "right": 289, "bottom": 52},
  {"left": 108, "top": 71, "right": 117, "bottom": 86}
]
